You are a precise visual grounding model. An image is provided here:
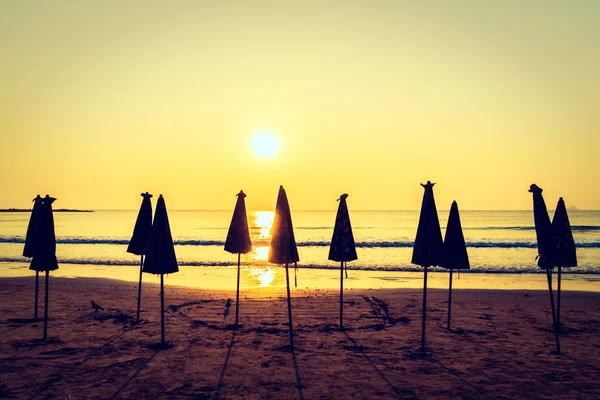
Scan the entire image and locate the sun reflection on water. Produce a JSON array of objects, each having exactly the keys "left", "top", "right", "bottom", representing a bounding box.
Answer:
[
  {"left": 253, "top": 211, "right": 274, "bottom": 238},
  {"left": 245, "top": 211, "right": 277, "bottom": 286}
]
